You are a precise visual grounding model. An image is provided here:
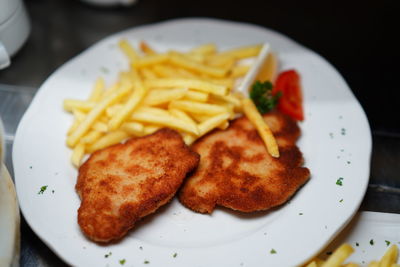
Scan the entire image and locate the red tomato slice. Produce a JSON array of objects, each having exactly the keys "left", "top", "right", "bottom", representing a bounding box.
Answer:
[{"left": 273, "top": 70, "right": 304, "bottom": 121}]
